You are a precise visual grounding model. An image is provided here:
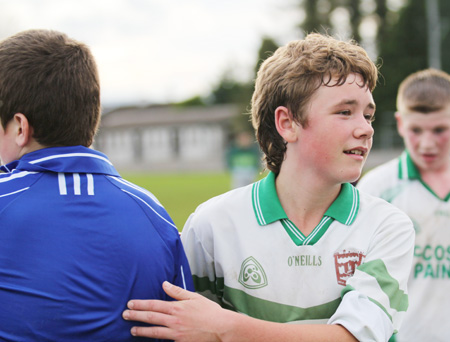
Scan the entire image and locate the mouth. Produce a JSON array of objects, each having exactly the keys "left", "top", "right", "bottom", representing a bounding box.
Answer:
[
  {"left": 344, "top": 148, "right": 366, "bottom": 157},
  {"left": 420, "top": 153, "right": 438, "bottom": 162}
]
